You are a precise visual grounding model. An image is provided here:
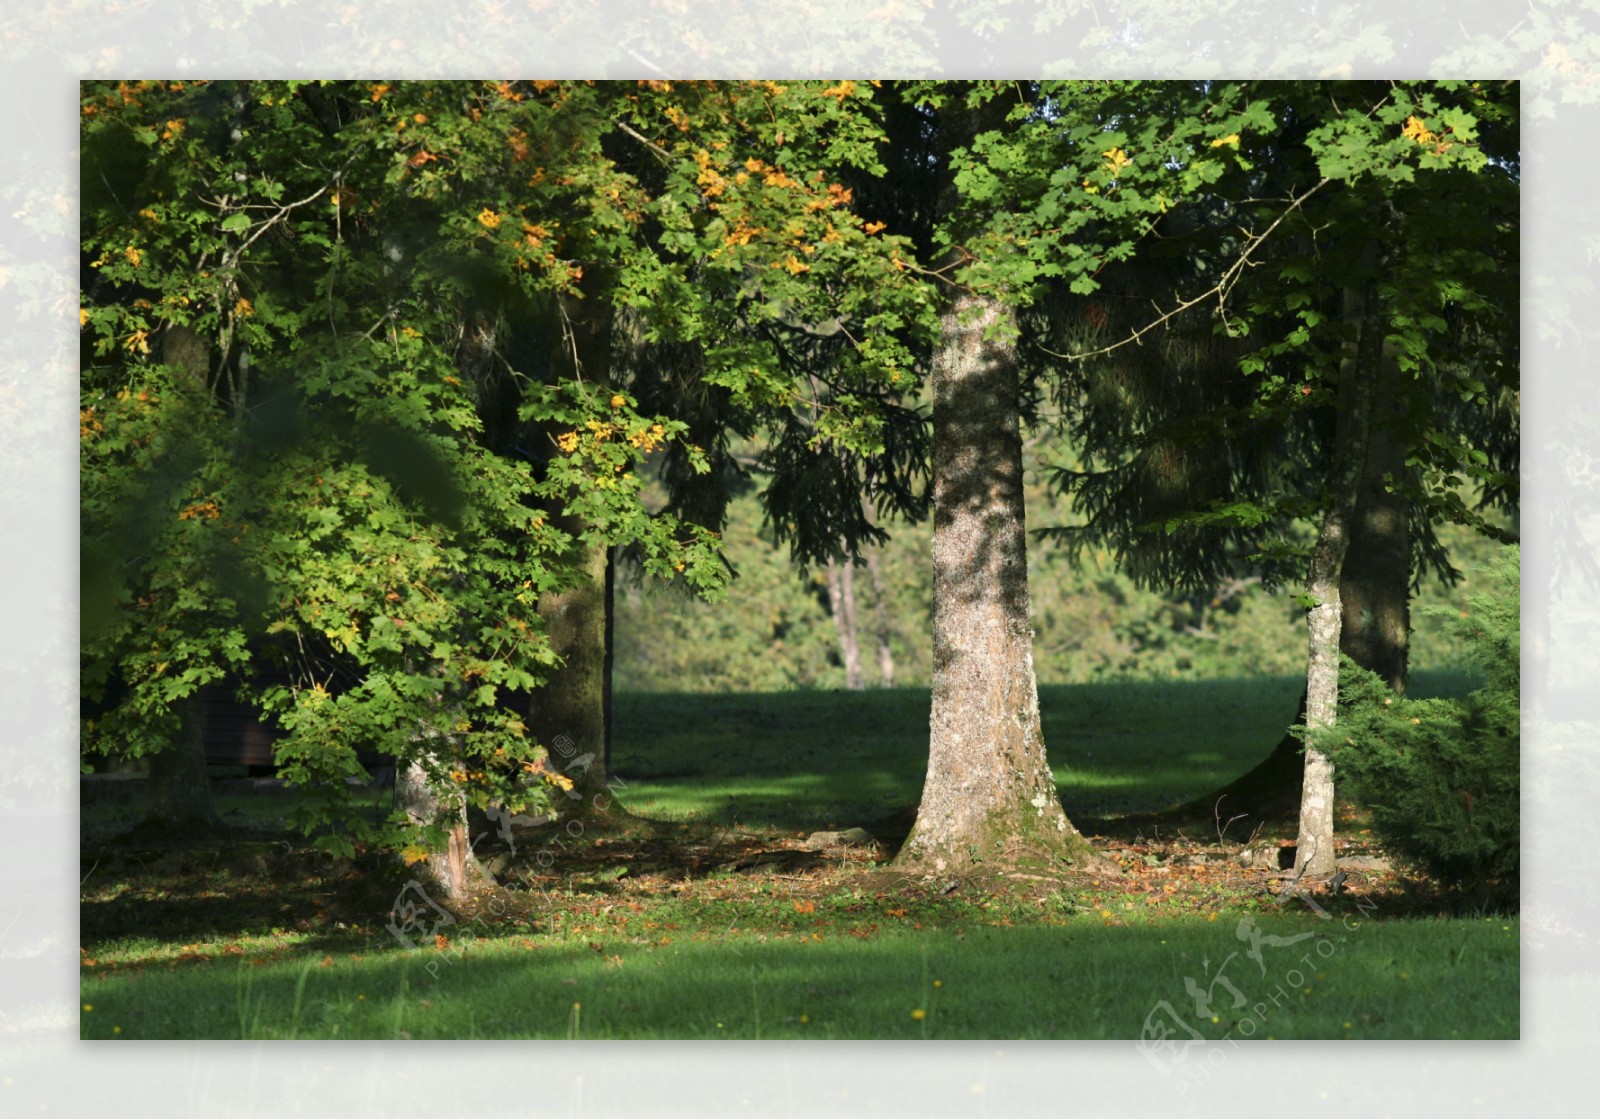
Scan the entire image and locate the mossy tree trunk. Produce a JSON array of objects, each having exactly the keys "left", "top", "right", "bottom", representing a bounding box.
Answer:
[
  {"left": 894, "top": 290, "right": 1111, "bottom": 877},
  {"left": 529, "top": 530, "right": 610, "bottom": 803},
  {"left": 527, "top": 289, "right": 617, "bottom": 813}
]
